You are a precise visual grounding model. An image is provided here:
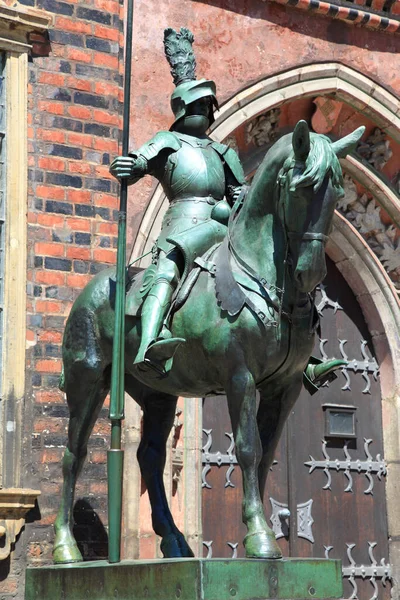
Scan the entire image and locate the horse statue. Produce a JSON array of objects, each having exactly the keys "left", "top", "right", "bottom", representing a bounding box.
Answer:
[{"left": 53, "top": 121, "right": 364, "bottom": 563}]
